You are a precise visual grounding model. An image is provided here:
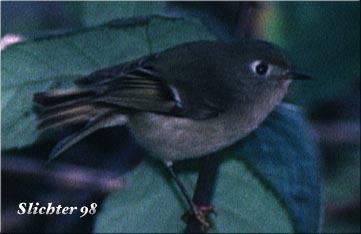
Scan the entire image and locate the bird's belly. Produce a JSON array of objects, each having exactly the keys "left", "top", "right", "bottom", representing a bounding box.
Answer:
[{"left": 127, "top": 112, "right": 256, "bottom": 162}]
